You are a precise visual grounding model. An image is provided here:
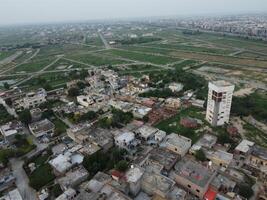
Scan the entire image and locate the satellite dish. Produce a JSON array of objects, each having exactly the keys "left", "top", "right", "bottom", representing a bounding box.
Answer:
[
  {"left": 131, "top": 165, "right": 134, "bottom": 169},
  {"left": 208, "top": 161, "right": 212, "bottom": 166}
]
